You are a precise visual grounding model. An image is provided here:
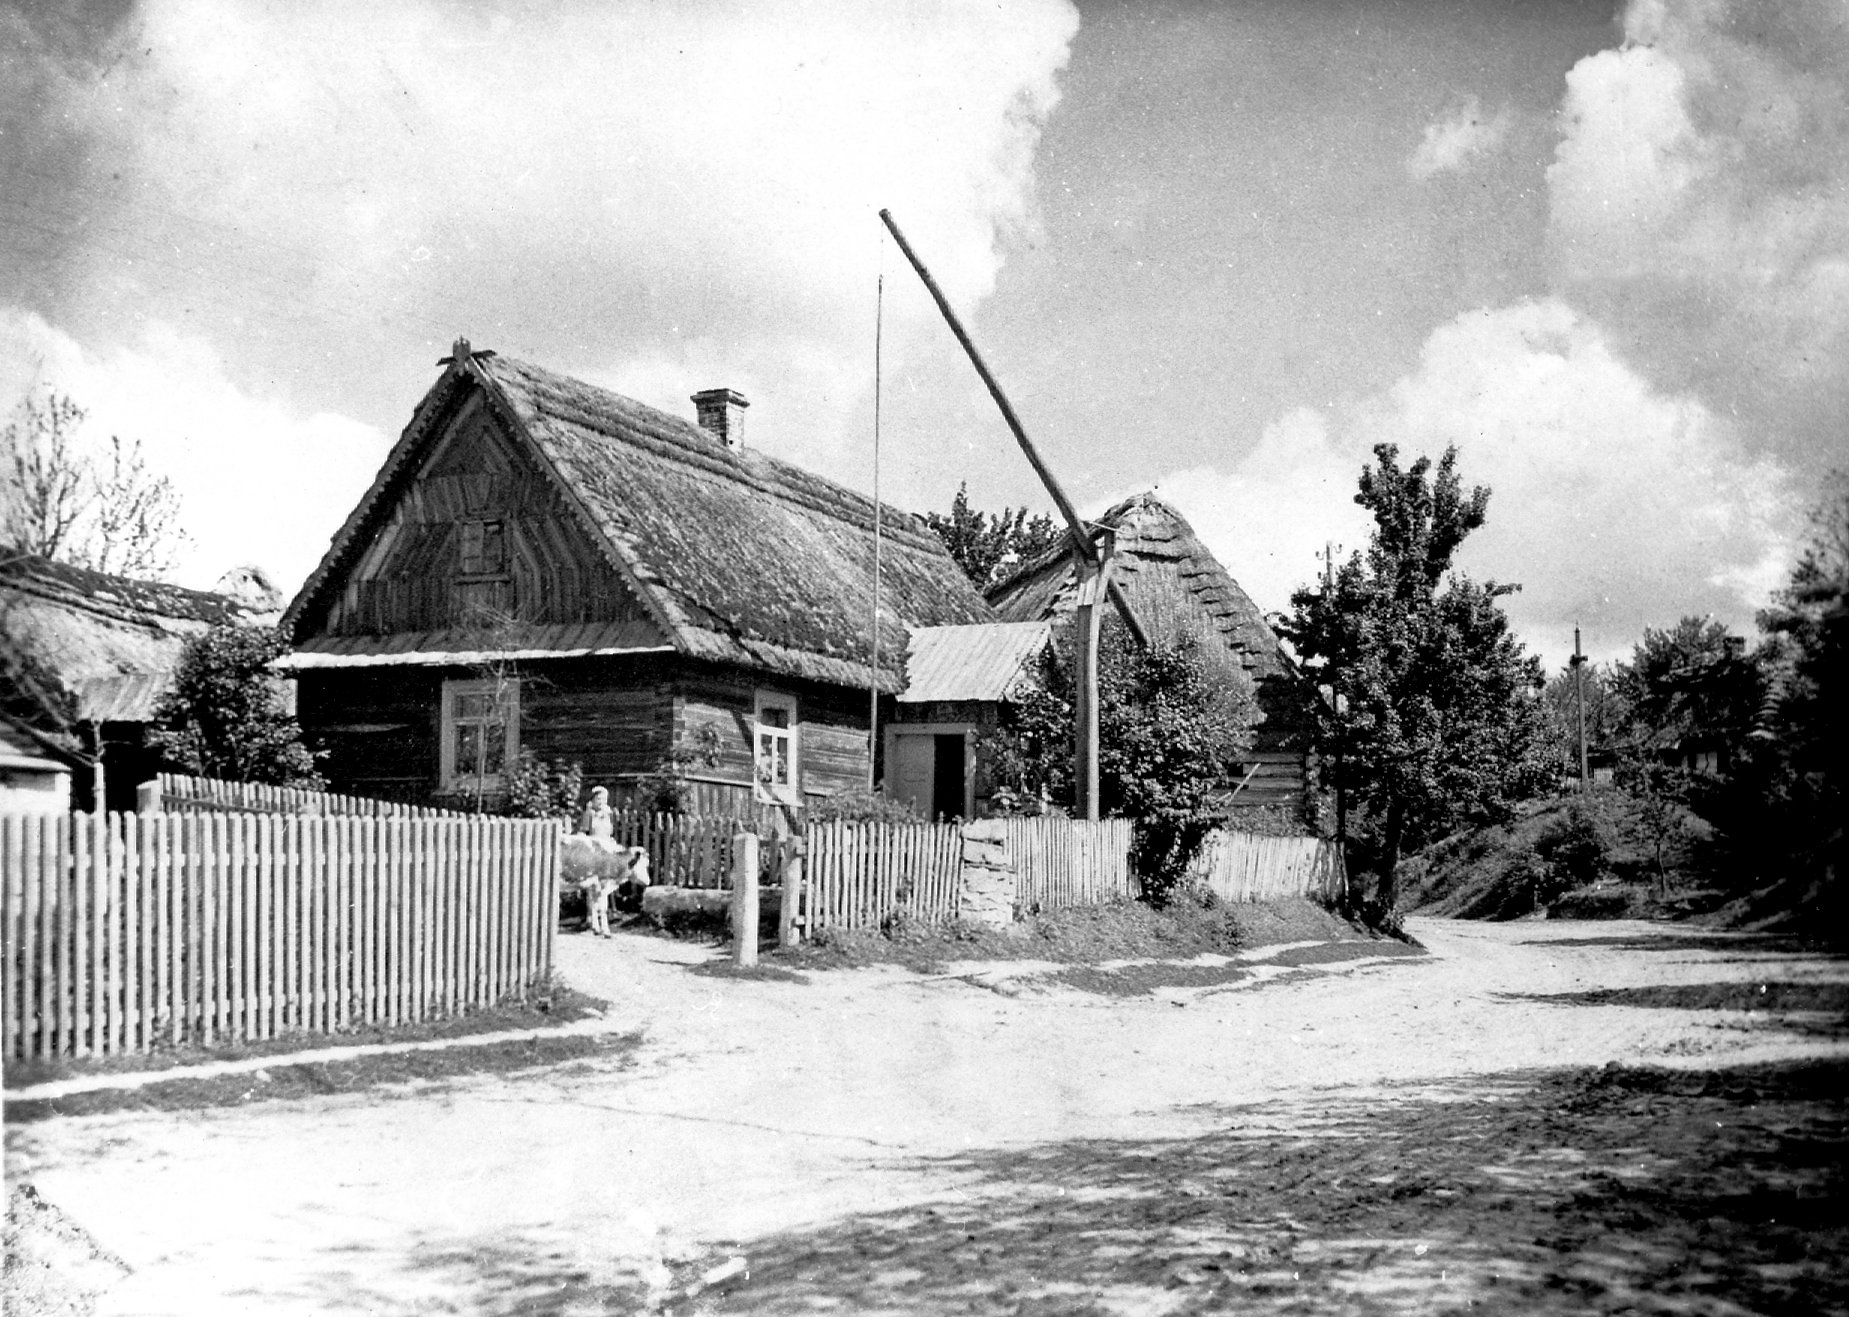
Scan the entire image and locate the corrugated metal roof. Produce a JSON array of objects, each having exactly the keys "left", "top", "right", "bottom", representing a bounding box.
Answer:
[
  {"left": 899, "top": 621, "right": 1051, "bottom": 704},
  {"left": 277, "top": 621, "right": 674, "bottom": 669},
  {"left": 74, "top": 673, "right": 172, "bottom": 722}
]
